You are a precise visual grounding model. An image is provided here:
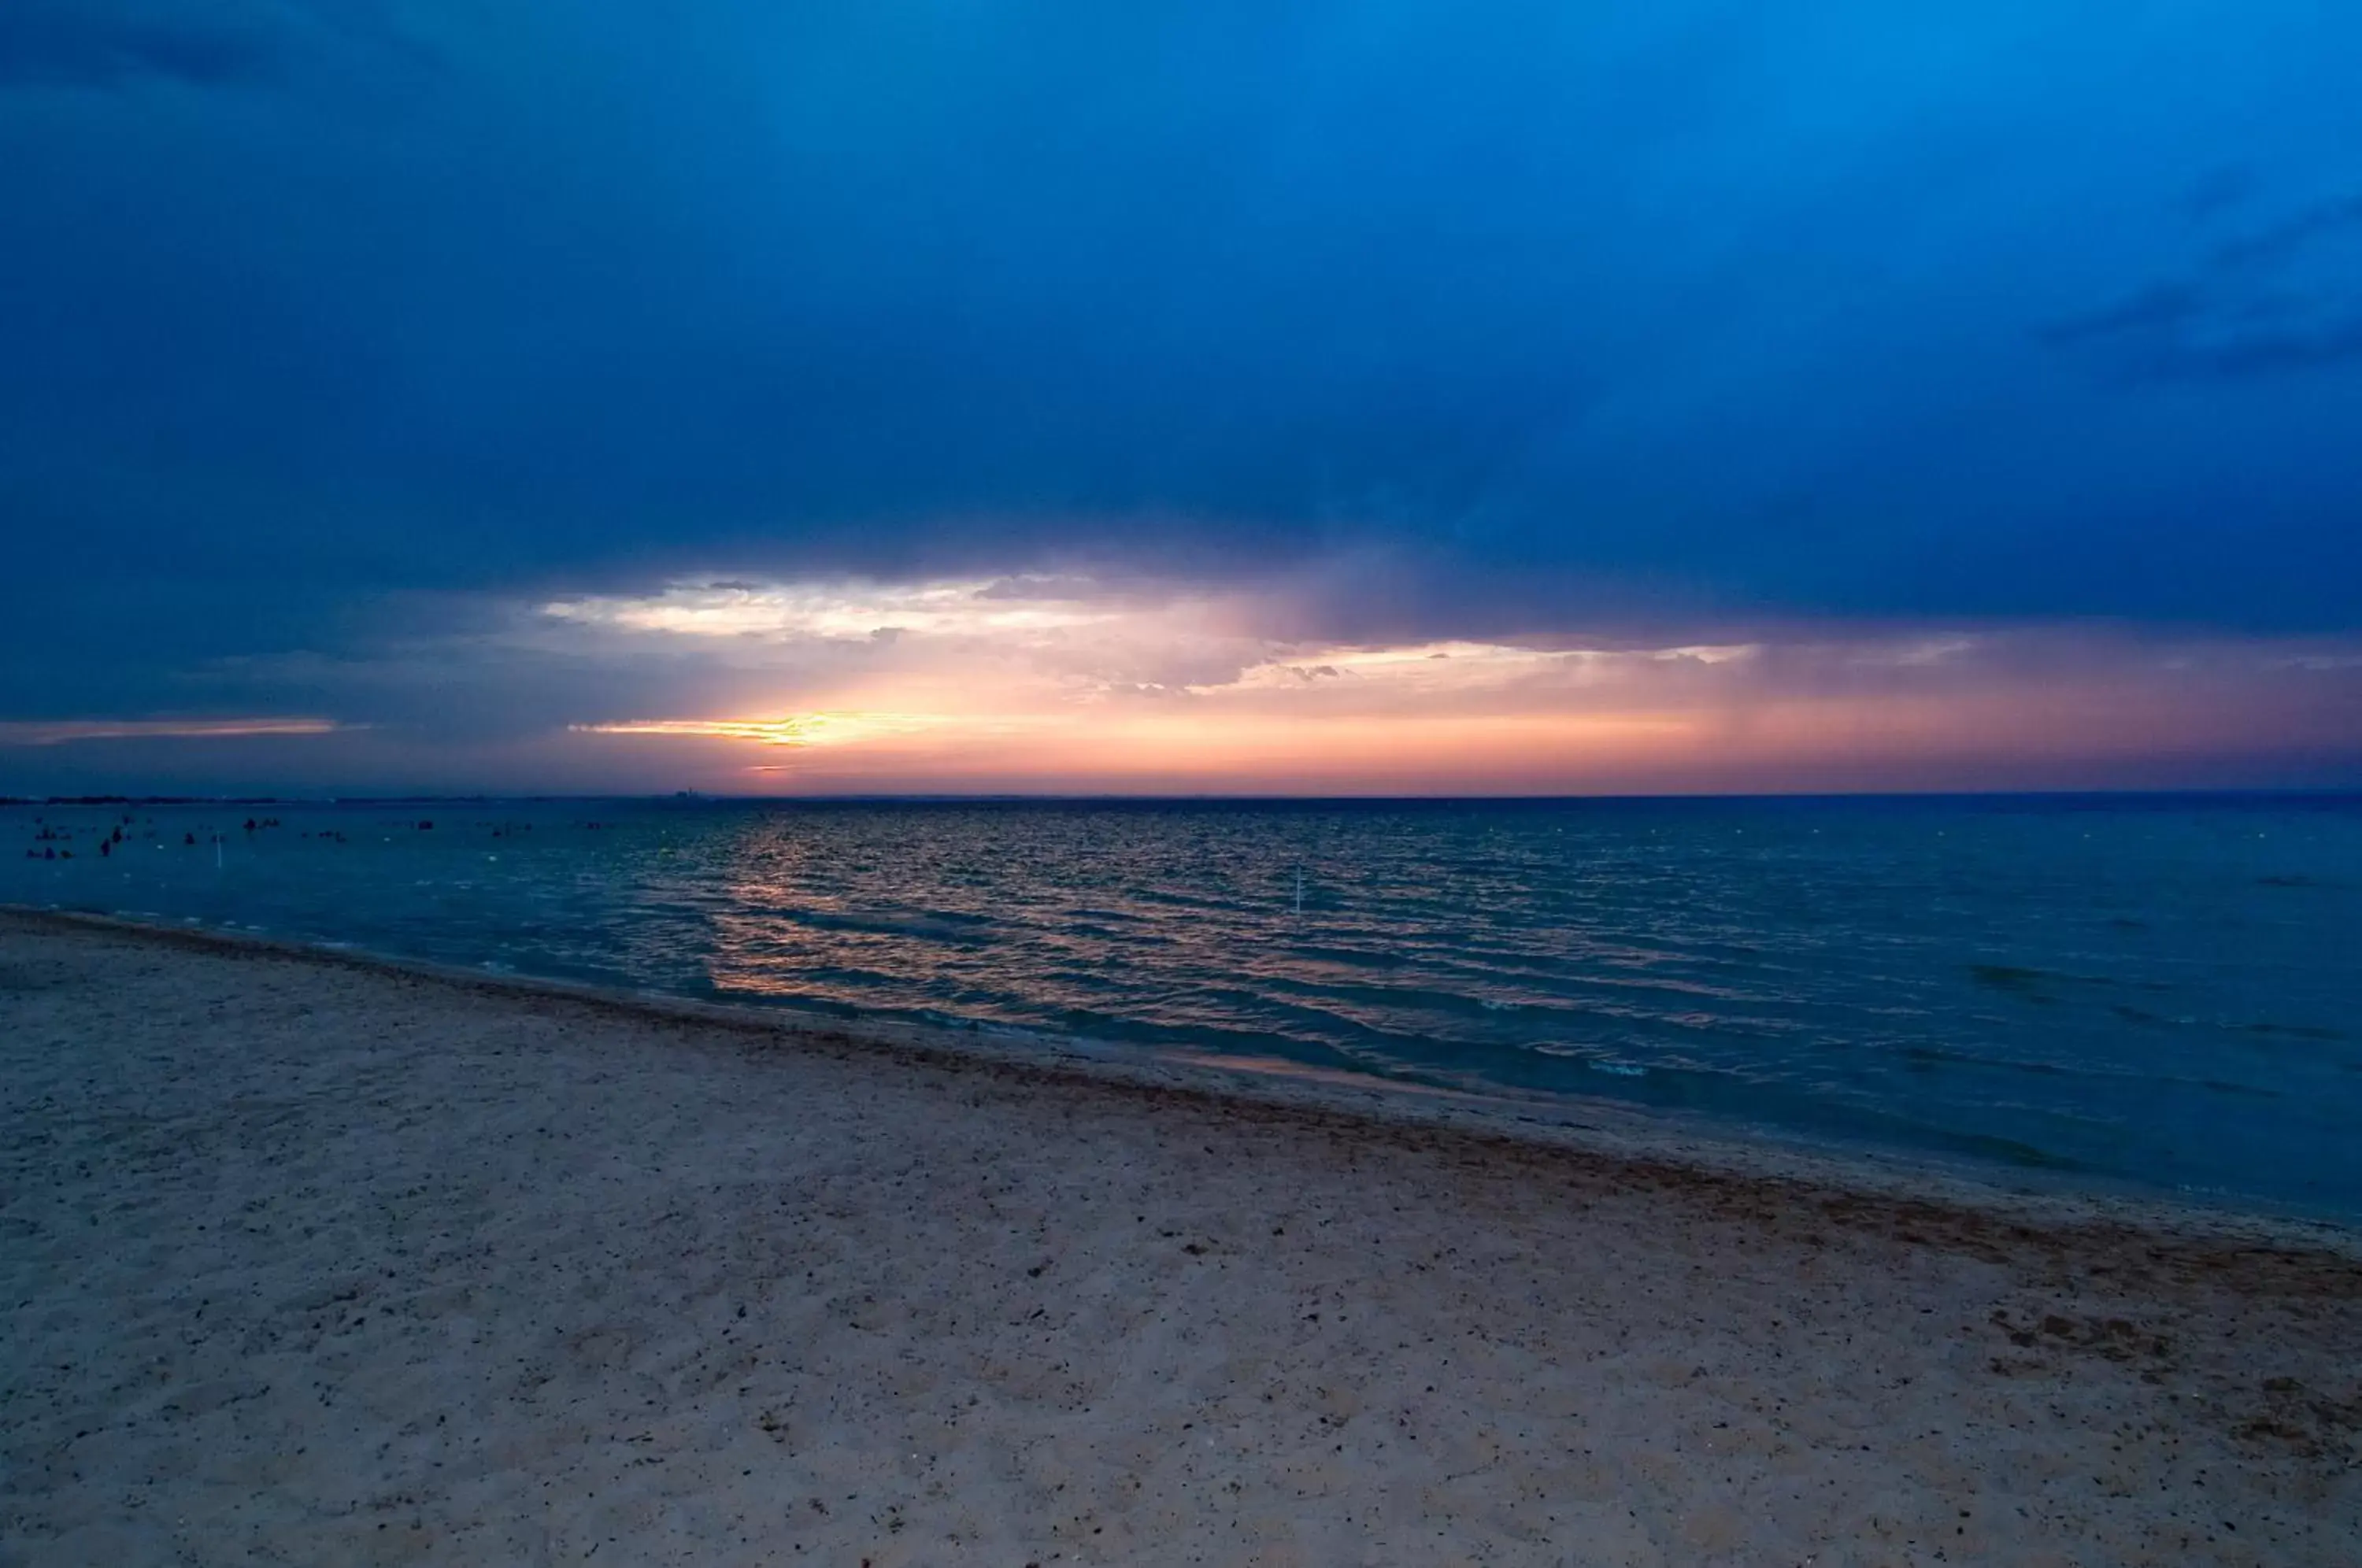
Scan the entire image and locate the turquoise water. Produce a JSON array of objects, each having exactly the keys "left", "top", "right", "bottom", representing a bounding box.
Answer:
[{"left": 6, "top": 795, "right": 2359, "bottom": 1215}]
